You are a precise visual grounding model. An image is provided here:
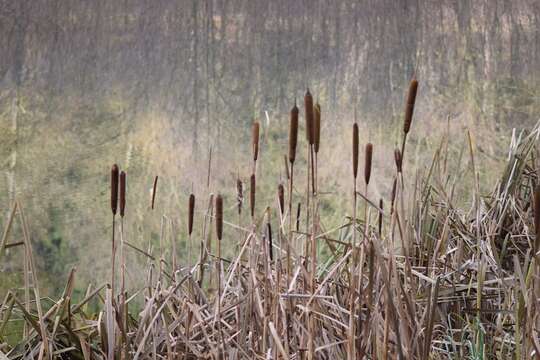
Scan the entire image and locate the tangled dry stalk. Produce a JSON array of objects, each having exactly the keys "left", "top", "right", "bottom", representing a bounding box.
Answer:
[{"left": 2, "top": 80, "right": 540, "bottom": 359}]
